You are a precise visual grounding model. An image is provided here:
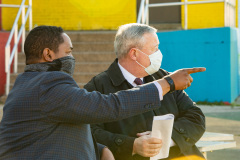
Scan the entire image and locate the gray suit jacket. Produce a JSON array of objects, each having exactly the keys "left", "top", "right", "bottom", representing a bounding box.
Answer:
[{"left": 0, "top": 71, "right": 161, "bottom": 159}]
